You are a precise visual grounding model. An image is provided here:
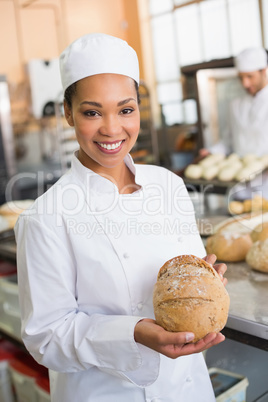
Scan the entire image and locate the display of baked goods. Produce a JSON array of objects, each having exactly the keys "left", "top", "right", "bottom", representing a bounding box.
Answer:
[
  {"left": 205, "top": 212, "right": 268, "bottom": 270},
  {"left": 153, "top": 254, "right": 230, "bottom": 342},
  {"left": 229, "top": 195, "right": 268, "bottom": 215},
  {"left": 0, "top": 199, "right": 34, "bottom": 232},
  {"left": 184, "top": 152, "right": 268, "bottom": 182}
]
